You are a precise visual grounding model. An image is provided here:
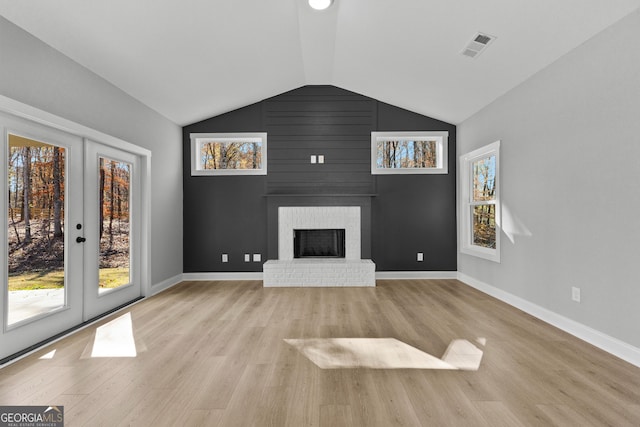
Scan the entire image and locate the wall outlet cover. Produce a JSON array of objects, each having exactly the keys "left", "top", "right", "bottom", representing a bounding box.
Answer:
[
  {"left": 571, "top": 286, "right": 581, "bottom": 302},
  {"left": 244, "top": 254, "right": 251, "bottom": 262},
  {"left": 222, "top": 254, "right": 228, "bottom": 263},
  {"left": 253, "top": 254, "right": 261, "bottom": 262},
  {"left": 417, "top": 252, "right": 424, "bottom": 262}
]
